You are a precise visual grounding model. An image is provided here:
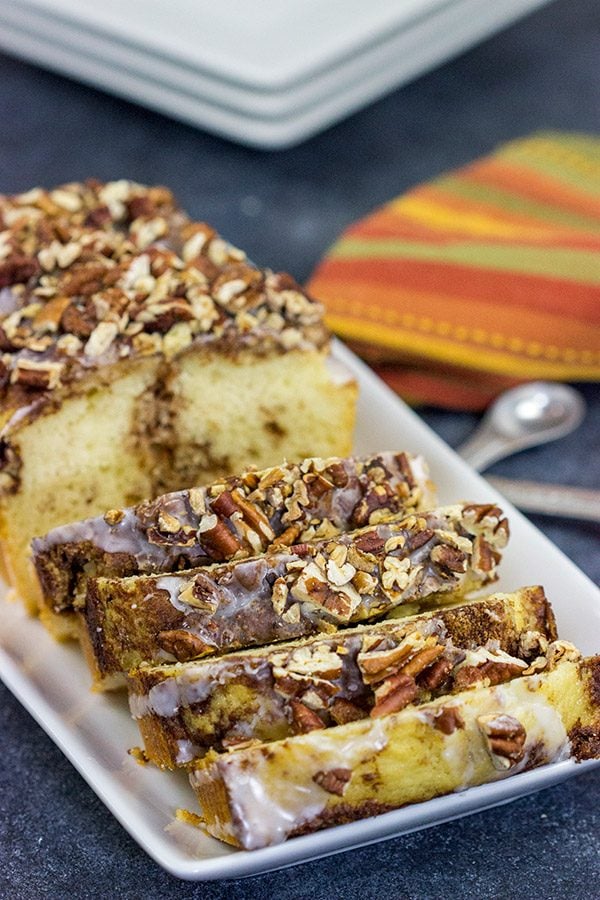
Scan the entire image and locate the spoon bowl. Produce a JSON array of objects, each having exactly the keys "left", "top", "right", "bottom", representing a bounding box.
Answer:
[{"left": 456, "top": 381, "right": 586, "bottom": 472}]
